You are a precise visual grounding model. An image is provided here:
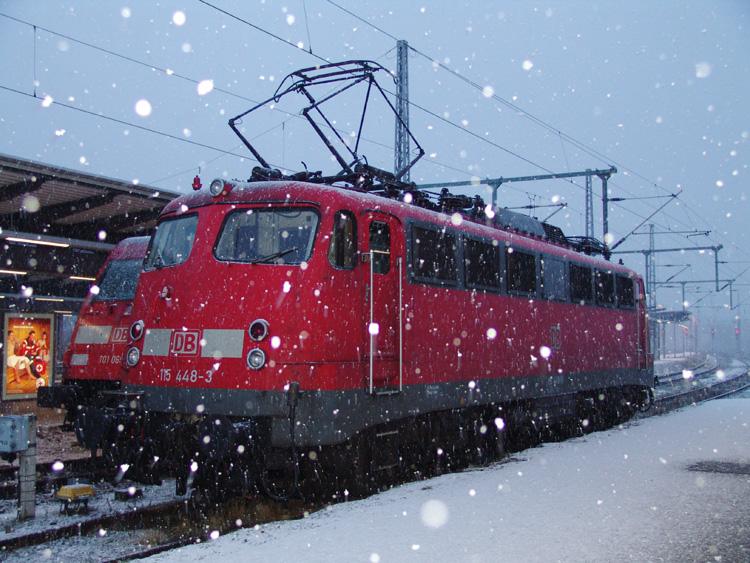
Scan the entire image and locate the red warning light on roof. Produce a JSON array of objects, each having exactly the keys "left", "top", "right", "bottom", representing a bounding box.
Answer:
[{"left": 192, "top": 175, "right": 202, "bottom": 191}]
